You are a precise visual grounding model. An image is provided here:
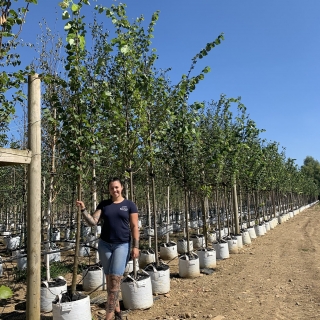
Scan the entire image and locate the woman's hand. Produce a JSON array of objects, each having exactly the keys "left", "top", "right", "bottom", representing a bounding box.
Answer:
[
  {"left": 76, "top": 200, "right": 85, "bottom": 210},
  {"left": 131, "top": 247, "right": 140, "bottom": 259}
]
